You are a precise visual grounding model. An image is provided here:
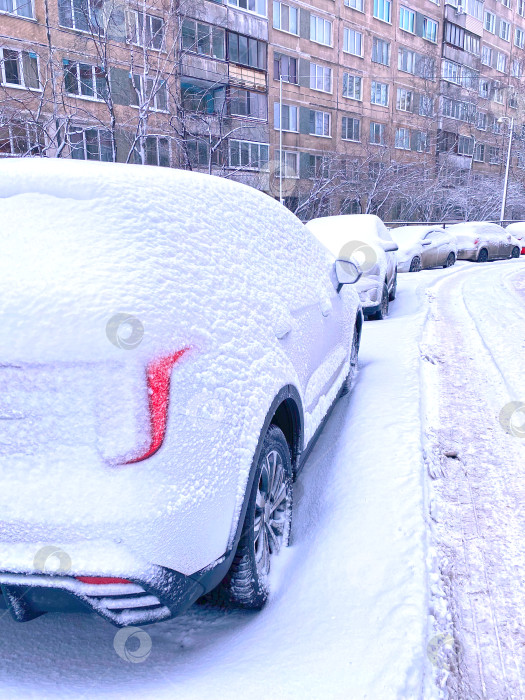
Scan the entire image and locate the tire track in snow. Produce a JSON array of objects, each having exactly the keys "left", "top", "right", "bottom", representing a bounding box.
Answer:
[{"left": 422, "top": 260, "right": 525, "bottom": 700}]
